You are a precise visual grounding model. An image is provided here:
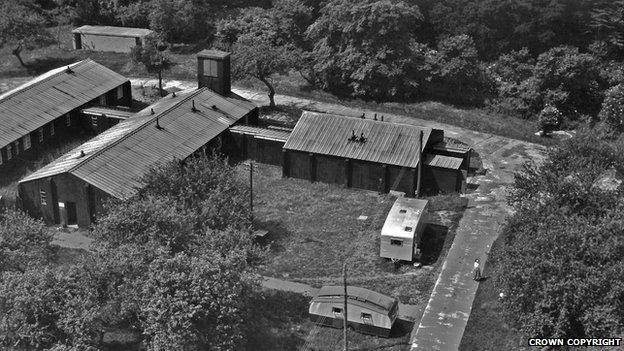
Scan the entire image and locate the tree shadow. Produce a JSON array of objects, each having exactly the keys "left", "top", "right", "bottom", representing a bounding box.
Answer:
[
  {"left": 245, "top": 290, "right": 309, "bottom": 351},
  {"left": 26, "top": 56, "right": 81, "bottom": 75},
  {"left": 419, "top": 224, "right": 449, "bottom": 265},
  {"left": 253, "top": 219, "right": 290, "bottom": 253}
]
